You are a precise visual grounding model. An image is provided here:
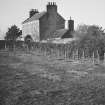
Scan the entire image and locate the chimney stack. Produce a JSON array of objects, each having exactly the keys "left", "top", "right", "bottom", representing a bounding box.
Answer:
[
  {"left": 47, "top": 2, "right": 57, "bottom": 14},
  {"left": 29, "top": 9, "right": 39, "bottom": 18},
  {"left": 68, "top": 17, "right": 74, "bottom": 32}
]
